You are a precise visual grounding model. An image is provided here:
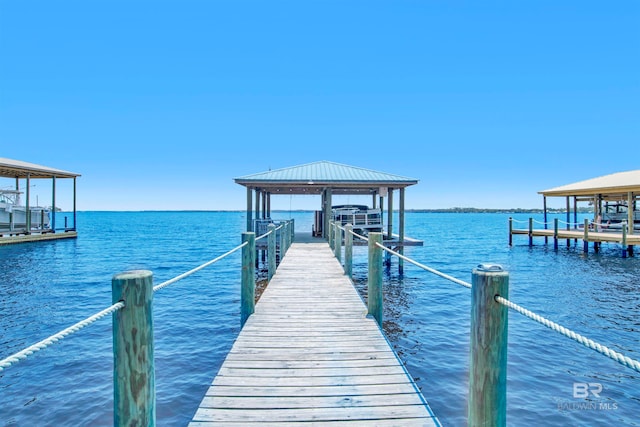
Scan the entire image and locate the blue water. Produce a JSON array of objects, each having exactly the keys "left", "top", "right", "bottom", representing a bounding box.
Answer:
[{"left": 1, "top": 211, "right": 638, "bottom": 426}]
